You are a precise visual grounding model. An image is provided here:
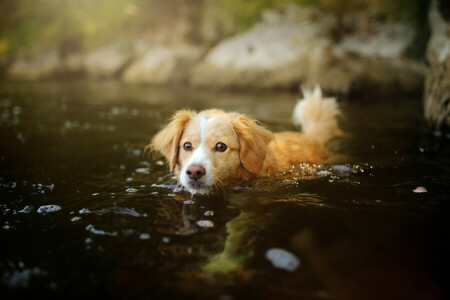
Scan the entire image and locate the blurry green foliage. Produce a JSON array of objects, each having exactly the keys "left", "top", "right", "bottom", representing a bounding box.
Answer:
[
  {"left": 0, "top": 0, "right": 428, "bottom": 58},
  {"left": 206, "top": 0, "right": 428, "bottom": 36}
]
